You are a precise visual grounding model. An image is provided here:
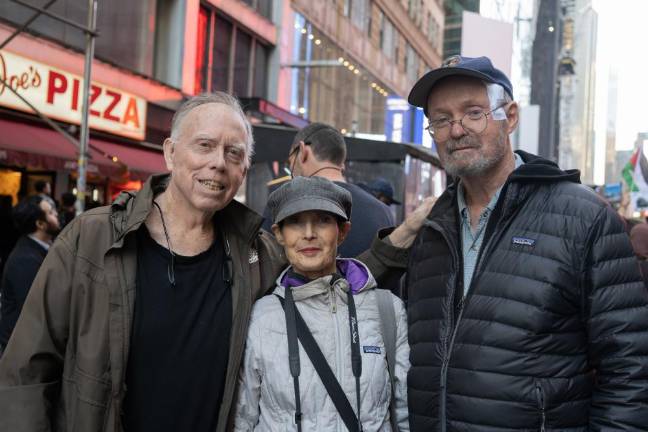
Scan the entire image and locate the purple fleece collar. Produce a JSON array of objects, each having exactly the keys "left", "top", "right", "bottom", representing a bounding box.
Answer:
[{"left": 281, "top": 259, "right": 369, "bottom": 294}]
